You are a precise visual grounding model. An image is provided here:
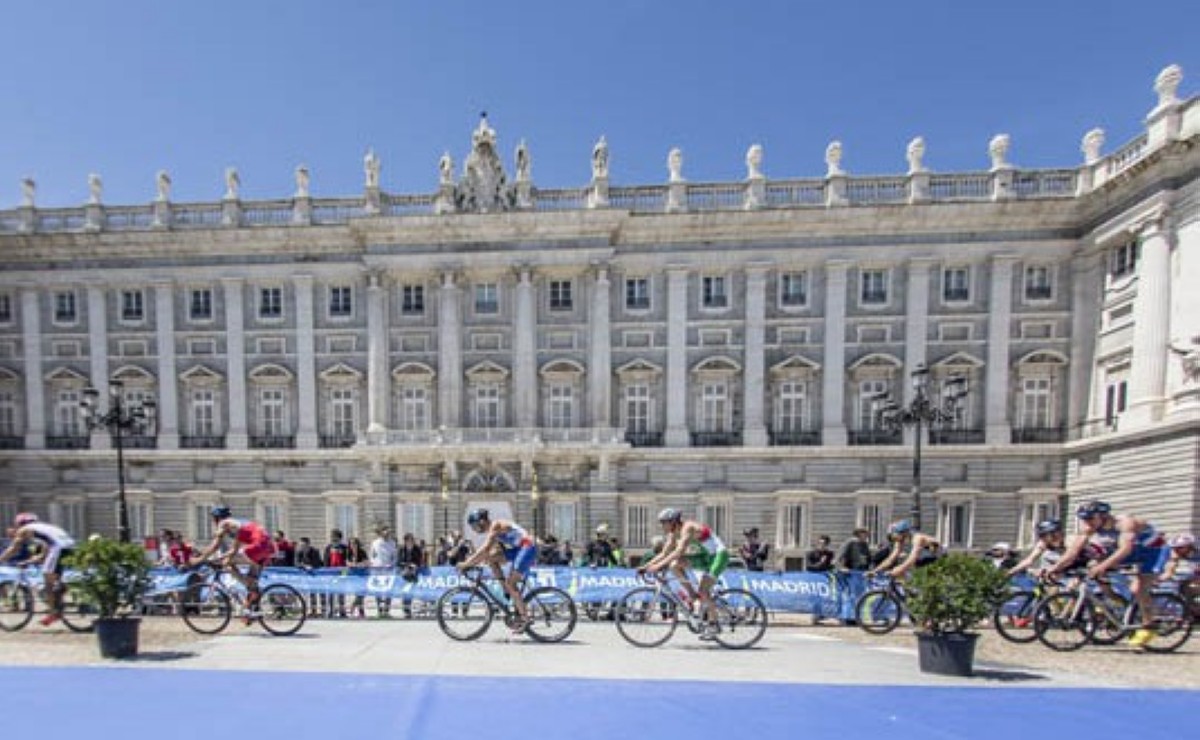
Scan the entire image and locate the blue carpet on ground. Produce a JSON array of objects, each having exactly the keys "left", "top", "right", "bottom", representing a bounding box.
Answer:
[{"left": 0, "top": 666, "right": 1192, "bottom": 739}]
